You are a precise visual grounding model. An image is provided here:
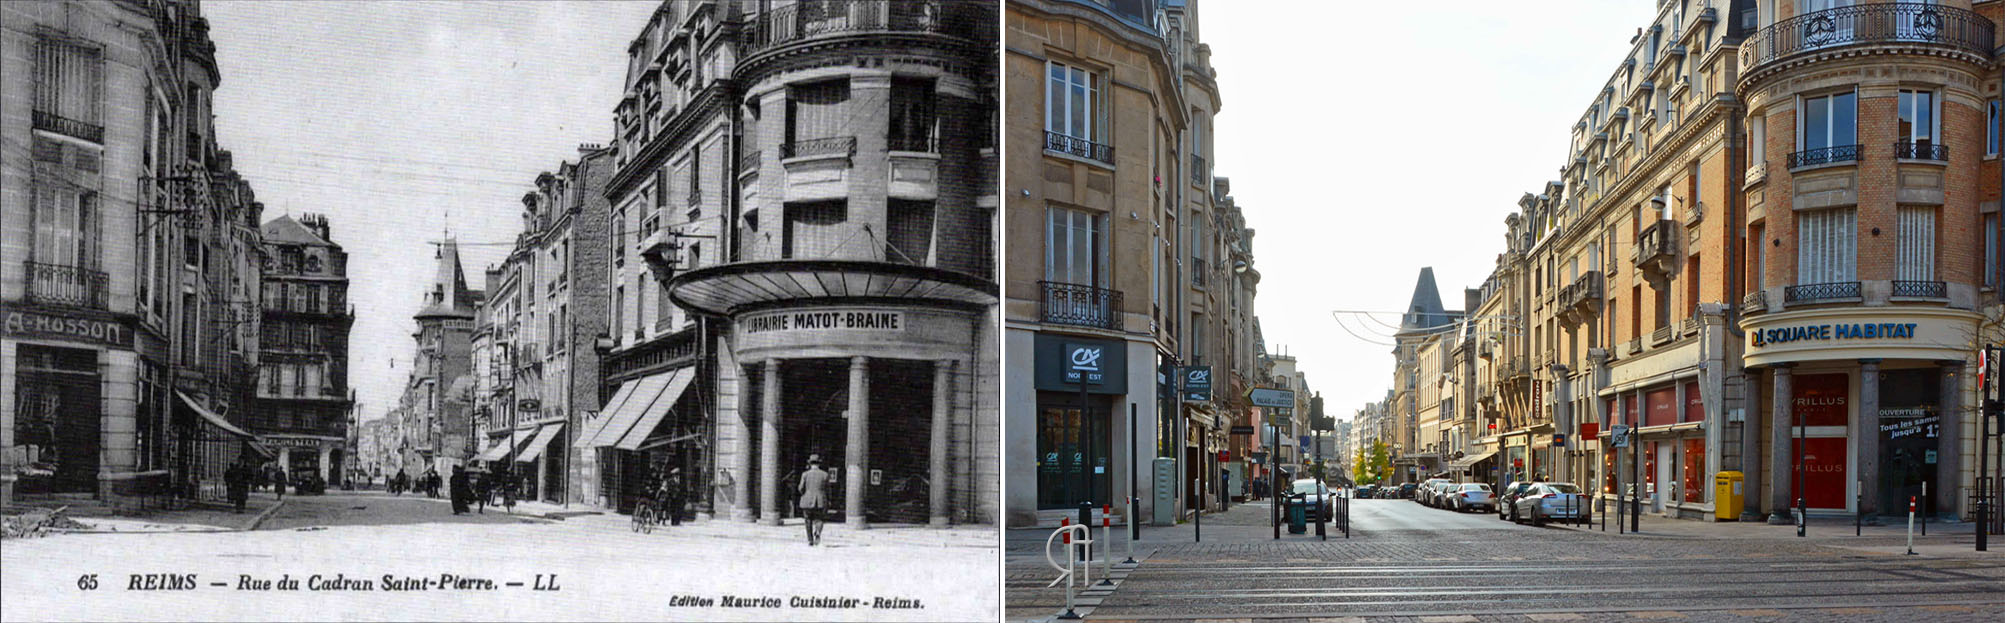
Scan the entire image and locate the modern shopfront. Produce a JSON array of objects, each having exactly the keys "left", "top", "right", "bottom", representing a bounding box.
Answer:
[
  {"left": 1743, "top": 307, "right": 1973, "bottom": 517},
  {"left": 1031, "top": 334, "right": 1123, "bottom": 511}
]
